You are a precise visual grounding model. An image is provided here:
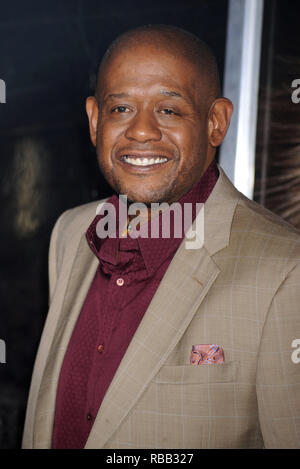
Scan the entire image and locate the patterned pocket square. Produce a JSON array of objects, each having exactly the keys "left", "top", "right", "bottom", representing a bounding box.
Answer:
[{"left": 190, "top": 344, "right": 225, "bottom": 365}]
